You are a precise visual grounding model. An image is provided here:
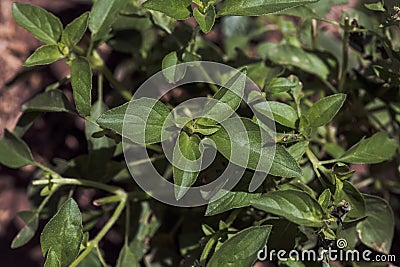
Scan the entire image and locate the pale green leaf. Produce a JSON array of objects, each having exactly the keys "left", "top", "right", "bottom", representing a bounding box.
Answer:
[
  {"left": 24, "top": 45, "right": 65, "bottom": 67},
  {"left": 142, "top": 0, "right": 191, "bottom": 20}
]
